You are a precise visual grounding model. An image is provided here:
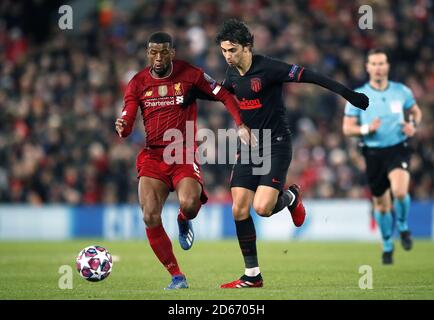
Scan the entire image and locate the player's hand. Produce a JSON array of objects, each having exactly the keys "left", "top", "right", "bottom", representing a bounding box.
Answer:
[
  {"left": 369, "top": 118, "right": 381, "bottom": 133},
  {"left": 401, "top": 121, "right": 416, "bottom": 137},
  {"left": 238, "top": 124, "right": 258, "bottom": 147},
  {"left": 348, "top": 91, "right": 369, "bottom": 110},
  {"left": 115, "top": 118, "right": 127, "bottom": 137}
]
